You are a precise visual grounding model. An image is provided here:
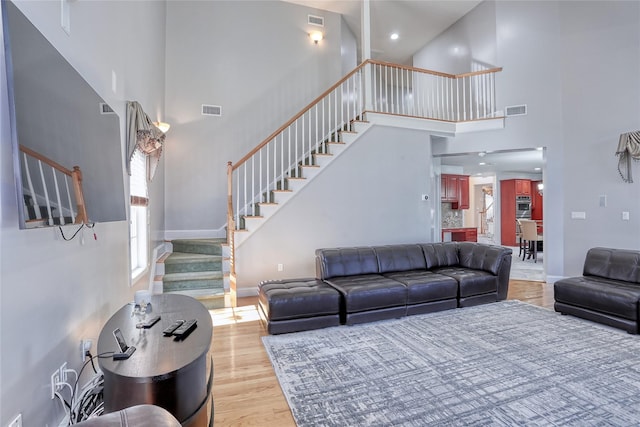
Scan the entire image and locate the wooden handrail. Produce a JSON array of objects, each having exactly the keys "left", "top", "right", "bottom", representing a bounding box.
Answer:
[
  {"left": 366, "top": 59, "right": 502, "bottom": 79},
  {"left": 230, "top": 60, "right": 503, "bottom": 171},
  {"left": 20, "top": 144, "right": 74, "bottom": 176},
  {"left": 232, "top": 61, "right": 370, "bottom": 170}
]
